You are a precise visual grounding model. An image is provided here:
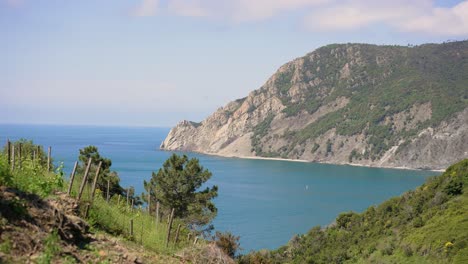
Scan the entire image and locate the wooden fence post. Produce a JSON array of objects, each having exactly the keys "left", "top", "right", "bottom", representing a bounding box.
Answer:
[
  {"left": 165, "top": 208, "right": 175, "bottom": 247},
  {"left": 140, "top": 220, "right": 144, "bottom": 244},
  {"left": 147, "top": 194, "right": 151, "bottom": 214},
  {"left": 18, "top": 143, "right": 22, "bottom": 169},
  {"left": 11, "top": 145, "right": 15, "bottom": 171},
  {"left": 156, "top": 201, "right": 160, "bottom": 224},
  {"left": 118, "top": 194, "right": 121, "bottom": 205},
  {"left": 37, "top": 146, "right": 41, "bottom": 163},
  {"left": 131, "top": 198, "right": 134, "bottom": 213},
  {"left": 187, "top": 233, "right": 192, "bottom": 243},
  {"left": 106, "top": 178, "right": 110, "bottom": 202},
  {"left": 47, "top": 146, "right": 51, "bottom": 171},
  {"left": 130, "top": 219, "right": 134, "bottom": 239},
  {"left": 6, "top": 140, "right": 11, "bottom": 165},
  {"left": 193, "top": 237, "right": 198, "bottom": 245},
  {"left": 77, "top": 157, "right": 92, "bottom": 201},
  {"left": 90, "top": 161, "right": 102, "bottom": 204},
  {"left": 174, "top": 224, "right": 181, "bottom": 244},
  {"left": 67, "top": 161, "right": 78, "bottom": 195},
  {"left": 84, "top": 203, "right": 90, "bottom": 218},
  {"left": 126, "top": 188, "right": 130, "bottom": 207},
  {"left": 32, "top": 150, "right": 36, "bottom": 167}
]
